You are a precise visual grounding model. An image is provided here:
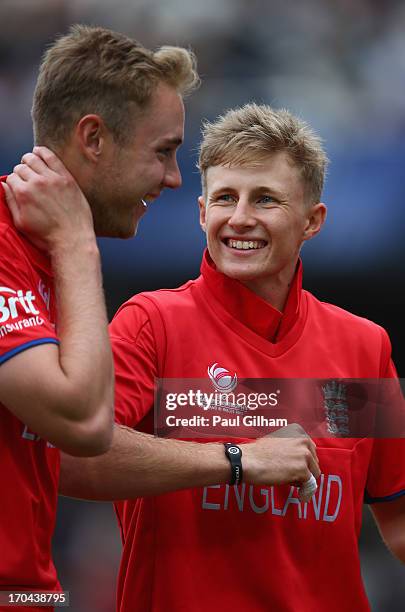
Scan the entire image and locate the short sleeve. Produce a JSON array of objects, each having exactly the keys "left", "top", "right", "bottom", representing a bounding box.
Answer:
[
  {"left": 365, "top": 343, "right": 405, "bottom": 503},
  {"left": 0, "top": 229, "right": 58, "bottom": 366},
  {"left": 365, "top": 438, "right": 405, "bottom": 503},
  {"left": 109, "top": 301, "right": 157, "bottom": 428},
  {"left": 378, "top": 326, "right": 397, "bottom": 378}
]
